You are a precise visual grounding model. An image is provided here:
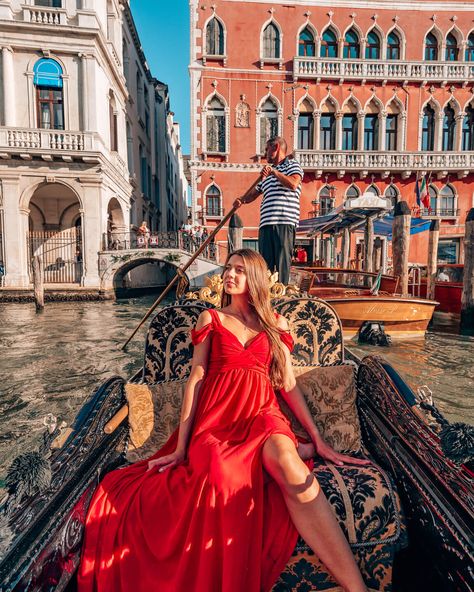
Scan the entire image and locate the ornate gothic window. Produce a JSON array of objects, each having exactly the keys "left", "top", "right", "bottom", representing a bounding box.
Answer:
[
  {"left": 462, "top": 106, "right": 474, "bottom": 150},
  {"left": 320, "top": 112, "right": 336, "bottom": 150},
  {"left": 385, "top": 185, "right": 399, "bottom": 207},
  {"left": 346, "top": 185, "right": 360, "bottom": 198},
  {"left": 297, "top": 99, "right": 314, "bottom": 149},
  {"left": 439, "top": 184, "right": 456, "bottom": 216},
  {"left": 387, "top": 31, "right": 401, "bottom": 60},
  {"left": 424, "top": 32, "right": 438, "bottom": 61},
  {"left": 442, "top": 105, "right": 456, "bottom": 151},
  {"left": 342, "top": 114, "right": 358, "bottom": 150},
  {"left": 445, "top": 33, "right": 459, "bottom": 61},
  {"left": 206, "top": 17, "right": 224, "bottom": 55},
  {"left": 259, "top": 98, "right": 278, "bottom": 154},
  {"left": 299, "top": 27, "right": 315, "bottom": 57},
  {"left": 34, "top": 58, "right": 64, "bottom": 130},
  {"left": 343, "top": 29, "right": 360, "bottom": 58},
  {"left": 466, "top": 33, "right": 474, "bottom": 61},
  {"left": 262, "top": 23, "right": 280, "bottom": 58},
  {"left": 320, "top": 28, "right": 338, "bottom": 58},
  {"left": 428, "top": 185, "right": 438, "bottom": 213},
  {"left": 386, "top": 114, "right": 398, "bottom": 150},
  {"left": 206, "top": 96, "right": 226, "bottom": 153},
  {"left": 319, "top": 185, "right": 335, "bottom": 215},
  {"left": 206, "top": 185, "right": 222, "bottom": 217},
  {"left": 365, "top": 30, "right": 381, "bottom": 59},
  {"left": 422, "top": 105, "right": 435, "bottom": 151},
  {"left": 364, "top": 114, "right": 379, "bottom": 151},
  {"left": 367, "top": 184, "right": 380, "bottom": 196}
]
